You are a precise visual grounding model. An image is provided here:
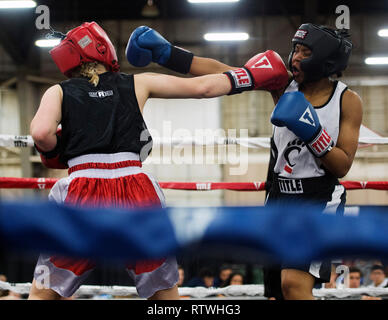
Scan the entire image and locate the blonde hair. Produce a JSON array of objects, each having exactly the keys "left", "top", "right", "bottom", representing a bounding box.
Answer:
[{"left": 79, "top": 62, "right": 100, "bottom": 86}]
